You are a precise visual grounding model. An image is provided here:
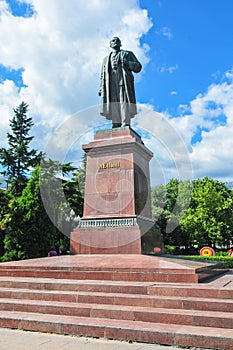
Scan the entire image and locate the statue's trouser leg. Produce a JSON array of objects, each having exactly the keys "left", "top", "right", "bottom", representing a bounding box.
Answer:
[
  {"left": 120, "top": 86, "right": 130, "bottom": 126},
  {"left": 121, "top": 102, "right": 130, "bottom": 126},
  {"left": 110, "top": 73, "right": 122, "bottom": 127},
  {"left": 112, "top": 122, "right": 121, "bottom": 128},
  {"left": 110, "top": 102, "right": 121, "bottom": 127}
]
